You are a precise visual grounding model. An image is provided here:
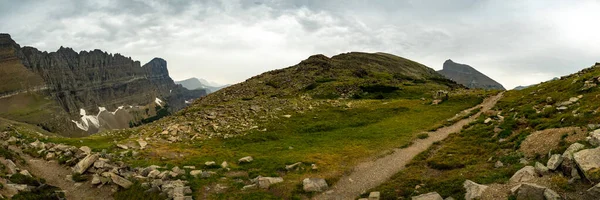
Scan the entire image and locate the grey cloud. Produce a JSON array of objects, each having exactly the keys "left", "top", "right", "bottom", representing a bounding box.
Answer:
[{"left": 0, "top": 0, "right": 598, "bottom": 88}]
